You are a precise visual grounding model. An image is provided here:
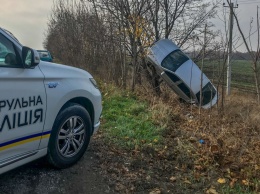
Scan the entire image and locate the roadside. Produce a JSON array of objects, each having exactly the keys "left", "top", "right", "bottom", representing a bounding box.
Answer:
[
  {"left": 0, "top": 142, "right": 116, "bottom": 194},
  {"left": 1, "top": 84, "right": 260, "bottom": 194},
  {"left": 95, "top": 83, "right": 260, "bottom": 194}
]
